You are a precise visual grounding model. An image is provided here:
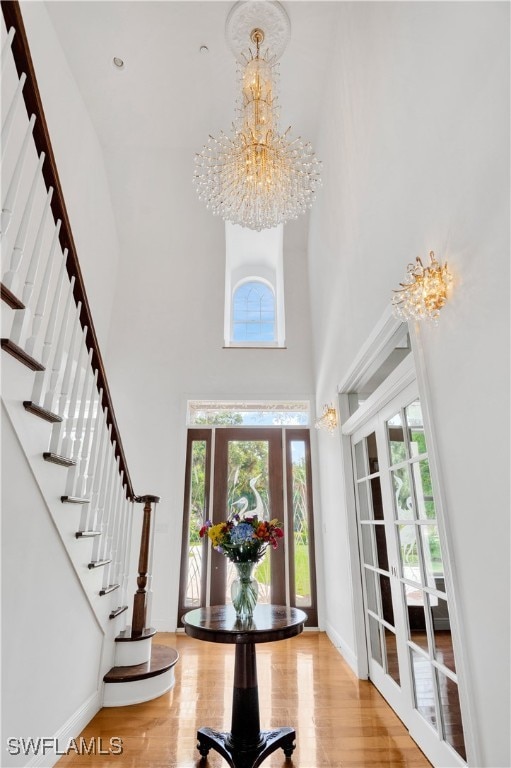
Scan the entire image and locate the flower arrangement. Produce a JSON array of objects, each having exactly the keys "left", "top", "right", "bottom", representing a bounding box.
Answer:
[{"left": 199, "top": 514, "right": 284, "bottom": 563}]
